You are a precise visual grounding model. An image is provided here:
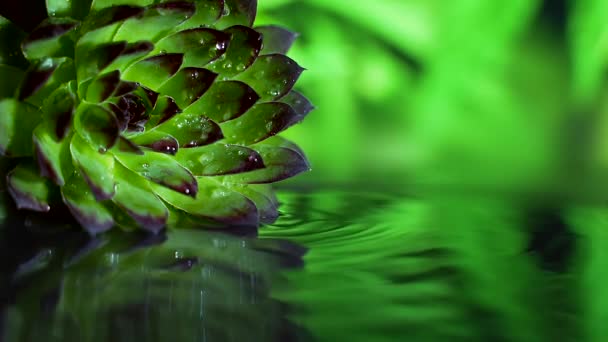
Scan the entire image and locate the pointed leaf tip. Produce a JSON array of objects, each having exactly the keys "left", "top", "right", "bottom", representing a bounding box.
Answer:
[
  {"left": 207, "top": 25, "right": 261, "bottom": 77},
  {"left": 7, "top": 164, "right": 51, "bottom": 212},
  {"left": 155, "top": 113, "right": 224, "bottom": 148},
  {"left": 175, "top": 144, "right": 265, "bottom": 176},
  {"left": 221, "top": 102, "right": 298, "bottom": 145},
  {"left": 154, "top": 177, "right": 260, "bottom": 228},
  {"left": 22, "top": 18, "right": 79, "bottom": 59},
  {"left": 131, "top": 131, "right": 179, "bottom": 155},
  {"left": 256, "top": 25, "right": 298, "bottom": 54},
  {"left": 62, "top": 172, "right": 114, "bottom": 235},
  {"left": 157, "top": 67, "right": 217, "bottom": 108},
  {"left": 155, "top": 27, "right": 229, "bottom": 67},
  {"left": 70, "top": 134, "right": 116, "bottom": 201},
  {"left": 184, "top": 80, "right": 259, "bottom": 122},
  {"left": 122, "top": 53, "right": 184, "bottom": 90},
  {"left": 112, "top": 164, "right": 169, "bottom": 234},
  {"left": 74, "top": 104, "right": 120, "bottom": 152},
  {"left": 280, "top": 90, "right": 314, "bottom": 126},
  {"left": 114, "top": 150, "right": 198, "bottom": 198},
  {"left": 235, "top": 54, "right": 304, "bottom": 101},
  {"left": 221, "top": 138, "right": 310, "bottom": 183},
  {"left": 215, "top": 0, "right": 257, "bottom": 29}
]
